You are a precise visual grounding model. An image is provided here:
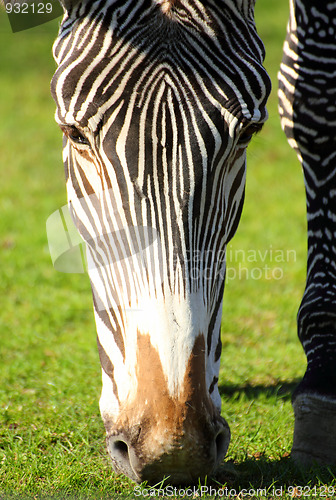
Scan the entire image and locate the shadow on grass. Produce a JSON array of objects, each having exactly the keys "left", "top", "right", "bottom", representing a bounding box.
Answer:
[
  {"left": 214, "top": 379, "right": 336, "bottom": 492},
  {"left": 2, "top": 460, "right": 336, "bottom": 500},
  {"left": 218, "top": 379, "right": 300, "bottom": 401},
  {"left": 214, "top": 456, "right": 336, "bottom": 491}
]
